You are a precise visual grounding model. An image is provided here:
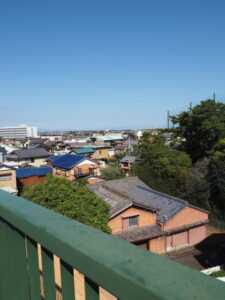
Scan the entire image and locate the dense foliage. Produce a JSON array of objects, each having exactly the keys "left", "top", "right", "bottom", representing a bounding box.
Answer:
[
  {"left": 101, "top": 166, "right": 123, "bottom": 180},
  {"left": 171, "top": 99, "right": 225, "bottom": 162},
  {"left": 133, "top": 100, "right": 225, "bottom": 222},
  {"left": 22, "top": 175, "right": 111, "bottom": 233},
  {"left": 133, "top": 132, "right": 191, "bottom": 196}
]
